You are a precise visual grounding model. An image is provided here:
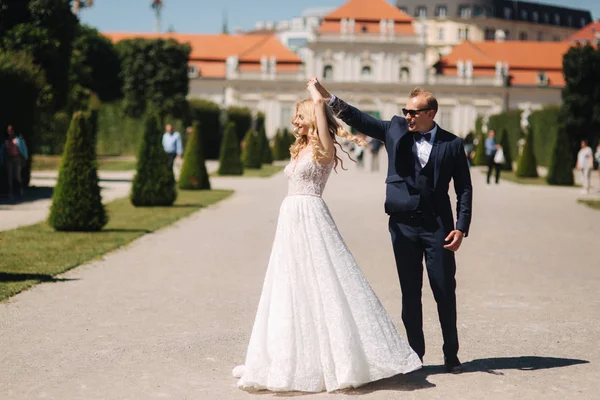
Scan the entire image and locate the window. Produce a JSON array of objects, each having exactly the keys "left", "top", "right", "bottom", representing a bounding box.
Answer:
[
  {"left": 416, "top": 6, "right": 427, "bottom": 18},
  {"left": 537, "top": 31, "right": 543, "bottom": 41},
  {"left": 504, "top": 29, "right": 510, "bottom": 40},
  {"left": 323, "top": 65, "right": 333, "bottom": 80},
  {"left": 465, "top": 28, "right": 470, "bottom": 40},
  {"left": 537, "top": 71, "right": 548, "bottom": 86},
  {"left": 400, "top": 67, "right": 410, "bottom": 82},
  {"left": 520, "top": 9, "right": 528, "bottom": 20},
  {"left": 567, "top": 15, "right": 572, "bottom": 26},
  {"left": 484, "top": 27, "right": 495, "bottom": 40},
  {"left": 438, "top": 27, "right": 445, "bottom": 40},
  {"left": 287, "top": 38, "right": 308, "bottom": 51},
  {"left": 532, "top": 11, "right": 539, "bottom": 22},
  {"left": 188, "top": 65, "right": 198, "bottom": 78},
  {"left": 459, "top": 6, "right": 471, "bottom": 18},
  {"left": 458, "top": 28, "right": 463, "bottom": 40},
  {"left": 519, "top": 32, "right": 528, "bottom": 41},
  {"left": 554, "top": 14, "right": 560, "bottom": 25},
  {"left": 580, "top": 18, "right": 587, "bottom": 27},
  {"left": 361, "top": 66, "right": 372, "bottom": 79},
  {"left": 473, "top": 6, "right": 484, "bottom": 17},
  {"left": 435, "top": 5, "right": 447, "bottom": 17},
  {"left": 504, "top": 7, "right": 512, "bottom": 19},
  {"left": 361, "top": 25, "right": 368, "bottom": 33}
]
